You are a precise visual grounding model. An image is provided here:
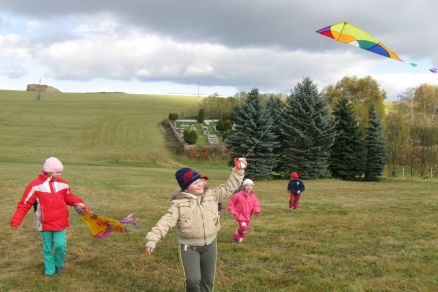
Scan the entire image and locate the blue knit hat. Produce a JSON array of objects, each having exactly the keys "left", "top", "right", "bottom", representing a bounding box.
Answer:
[{"left": 175, "top": 168, "right": 202, "bottom": 190}]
